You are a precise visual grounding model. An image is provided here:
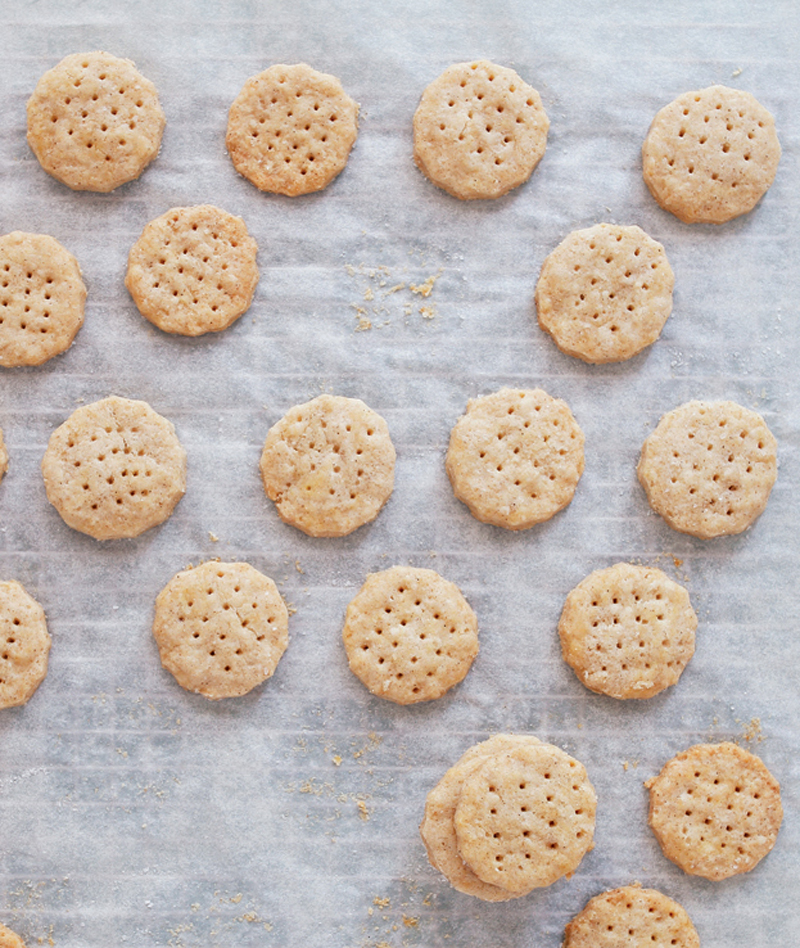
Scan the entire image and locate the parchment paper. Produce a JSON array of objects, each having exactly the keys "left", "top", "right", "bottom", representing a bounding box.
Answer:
[{"left": 0, "top": 1, "right": 797, "bottom": 945}]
